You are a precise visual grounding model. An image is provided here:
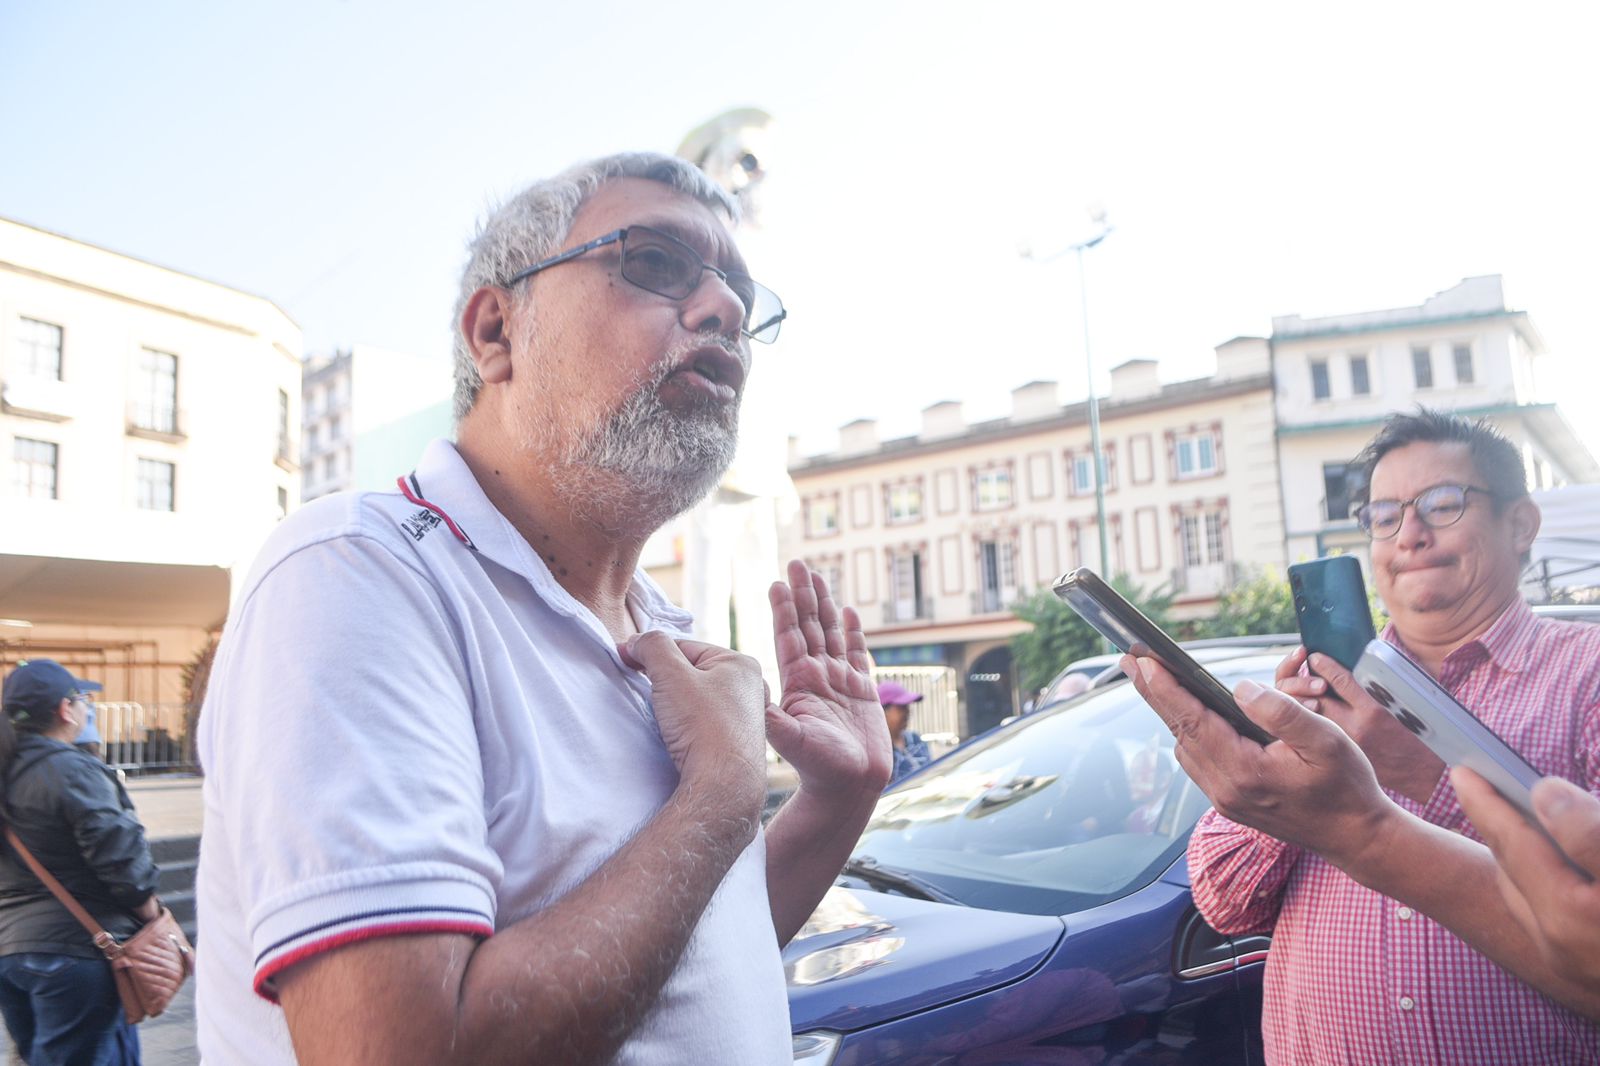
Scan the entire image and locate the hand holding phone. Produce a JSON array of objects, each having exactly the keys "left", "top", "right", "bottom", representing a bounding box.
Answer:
[
  {"left": 1289, "top": 556, "right": 1376, "bottom": 671},
  {"left": 1053, "top": 568, "right": 1273, "bottom": 745}
]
